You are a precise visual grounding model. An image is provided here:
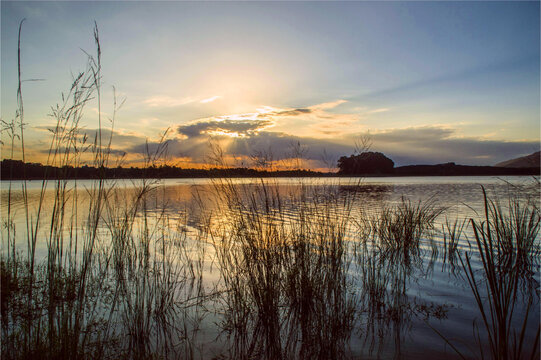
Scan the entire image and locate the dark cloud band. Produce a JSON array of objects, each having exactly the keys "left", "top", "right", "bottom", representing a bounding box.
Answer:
[{"left": 177, "top": 119, "right": 273, "bottom": 137}]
